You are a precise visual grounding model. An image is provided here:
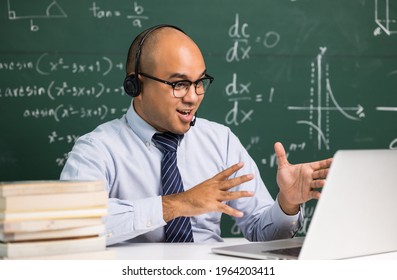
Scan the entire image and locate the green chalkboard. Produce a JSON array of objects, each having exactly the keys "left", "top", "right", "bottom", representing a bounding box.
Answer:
[{"left": 1, "top": 0, "right": 397, "bottom": 237}]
